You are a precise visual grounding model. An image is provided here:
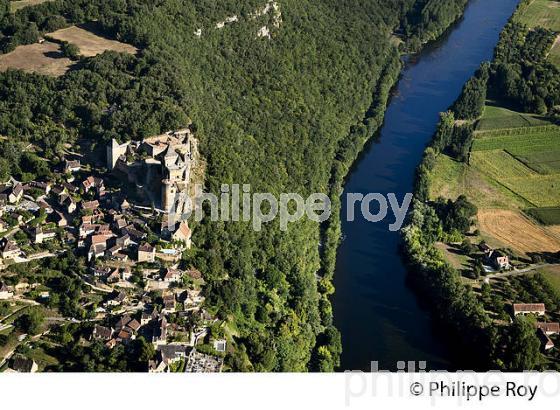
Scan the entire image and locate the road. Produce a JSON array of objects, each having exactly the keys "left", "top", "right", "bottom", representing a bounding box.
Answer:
[{"left": 485, "top": 263, "right": 560, "bottom": 281}]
